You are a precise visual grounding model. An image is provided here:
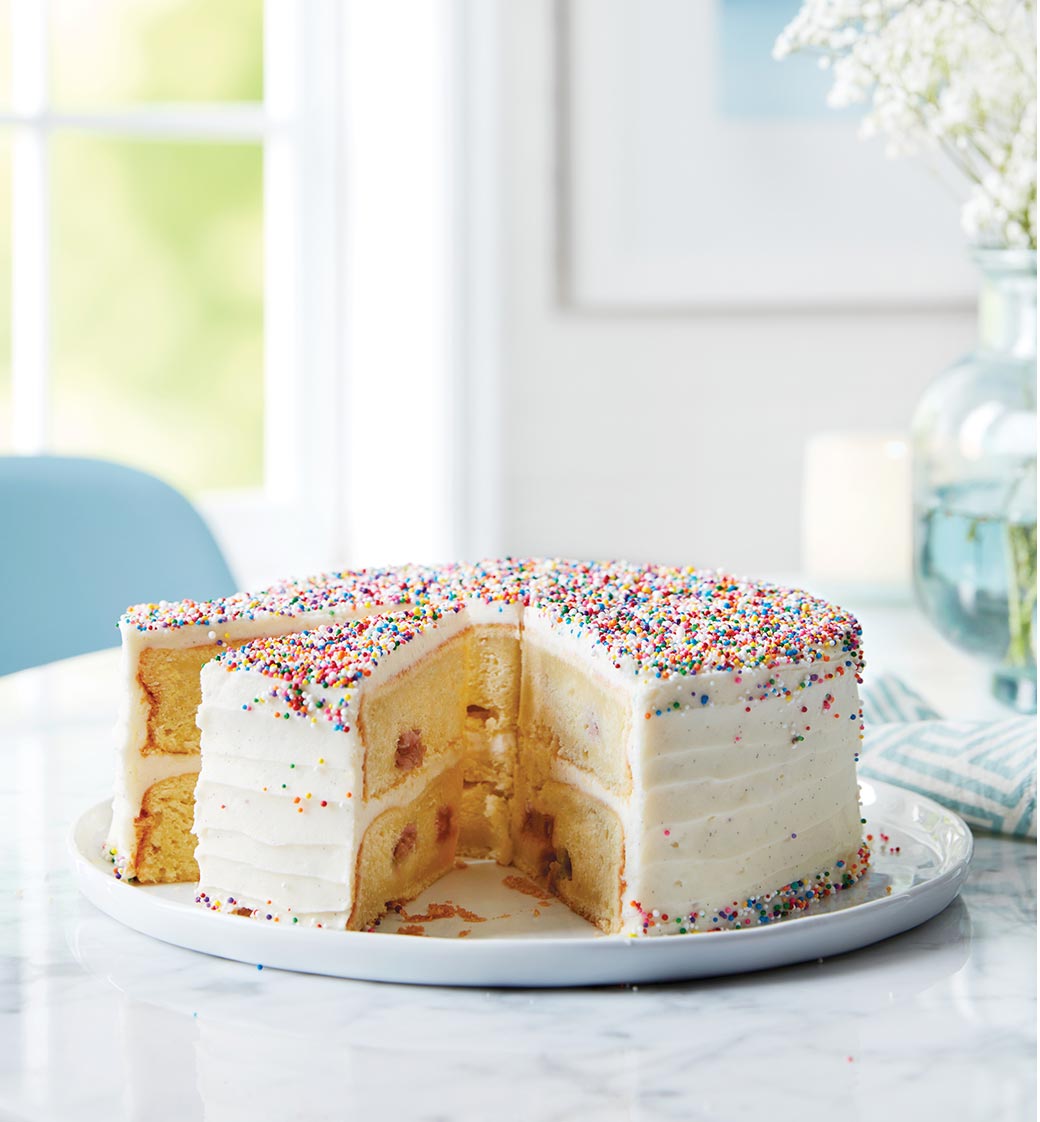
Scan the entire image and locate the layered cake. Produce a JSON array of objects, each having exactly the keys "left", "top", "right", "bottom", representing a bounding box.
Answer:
[{"left": 109, "top": 559, "right": 869, "bottom": 935}]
